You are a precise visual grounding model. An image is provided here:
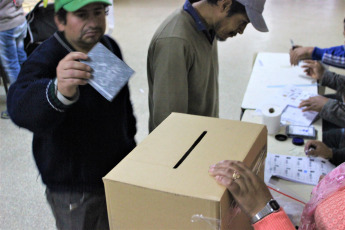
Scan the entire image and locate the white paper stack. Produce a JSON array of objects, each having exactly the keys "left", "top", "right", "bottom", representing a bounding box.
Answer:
[{"left": 265, "top": 152, "right": 335, "bottom": 185}]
